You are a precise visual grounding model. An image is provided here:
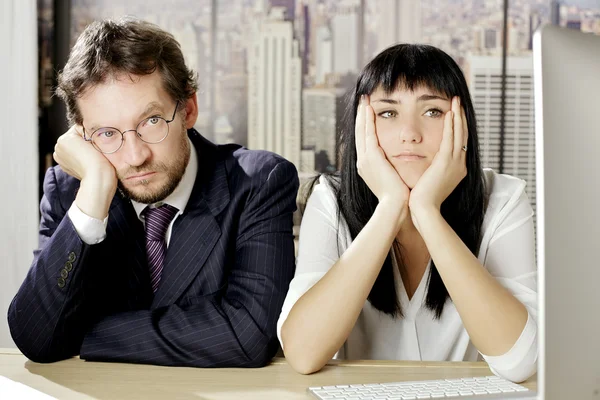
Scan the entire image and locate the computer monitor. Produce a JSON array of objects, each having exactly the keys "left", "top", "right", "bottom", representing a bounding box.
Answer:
[{"left": 534, "top": 24, "right": 600, "bottom": 400}]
